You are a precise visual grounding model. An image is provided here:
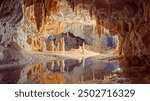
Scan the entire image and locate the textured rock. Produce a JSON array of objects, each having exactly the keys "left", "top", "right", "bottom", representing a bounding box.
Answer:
[
  {"left": 0, "top": 0, "right": 150, "bottom": 66},
  {"left": 65, "top": 0, "right": 150, "bottom": 66}
]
